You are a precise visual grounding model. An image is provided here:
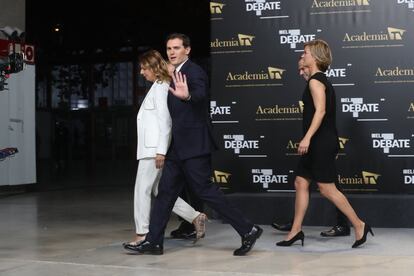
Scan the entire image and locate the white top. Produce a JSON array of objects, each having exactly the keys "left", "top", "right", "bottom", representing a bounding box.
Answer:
[{"left": 136, "top": 80, "right": 172, "bottom": 160}]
